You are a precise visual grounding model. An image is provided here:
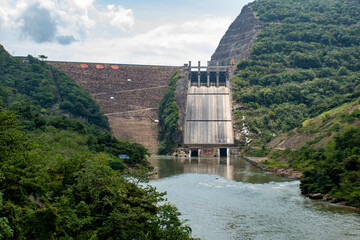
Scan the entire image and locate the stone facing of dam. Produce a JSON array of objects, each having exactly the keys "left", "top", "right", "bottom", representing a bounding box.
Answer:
[{"left": 47, "top": 61, "right": 177, "bottom": 153}]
